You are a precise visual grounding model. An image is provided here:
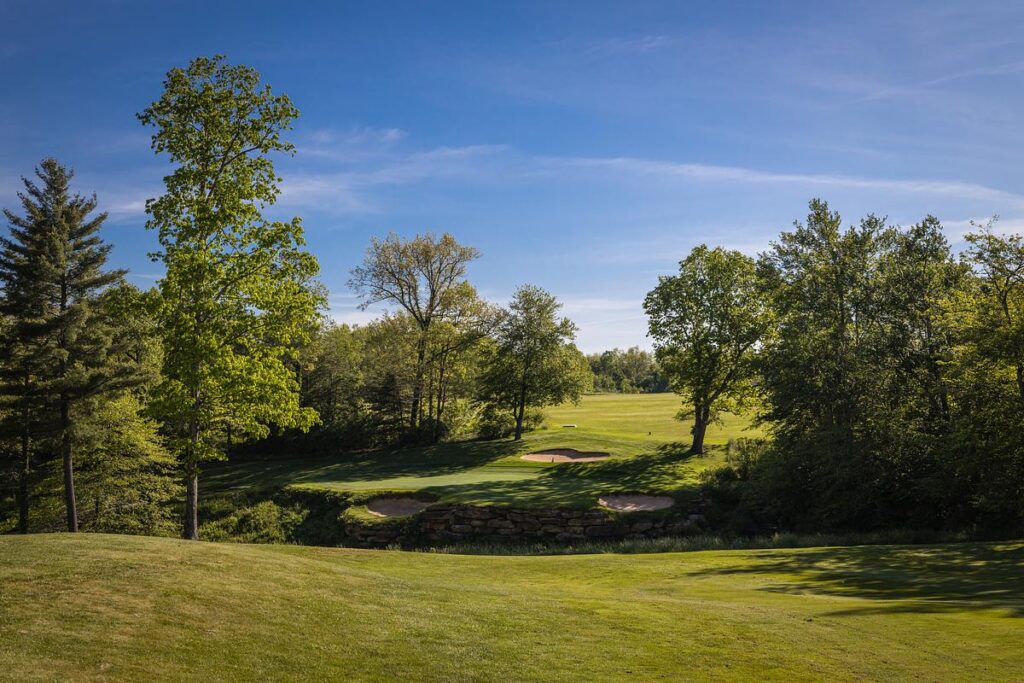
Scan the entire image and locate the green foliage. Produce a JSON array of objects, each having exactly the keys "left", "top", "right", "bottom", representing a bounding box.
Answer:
[
  {"left": 645, "top": 244, "right": 771, "bottom": 454},
  {"left": 479, "top": 285, "right": 591, "bottom": 440},
  {"left": 349, "top": 232, "right": 484, "bottom": 439},
  {"left": 0, "top": 158, "right": 141, "bottom": 532},
  {"left": 60, "top": 394, "right": 179, "bottom": 535},
  {"left": 201, "top": 500, "right": 307, "bottom": 544},
  {"left": 586, "top": 346, "right": 667, "bottom": 393},
  {"left": 138, "top": 55, "right": 323, "bottom": 538}
]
